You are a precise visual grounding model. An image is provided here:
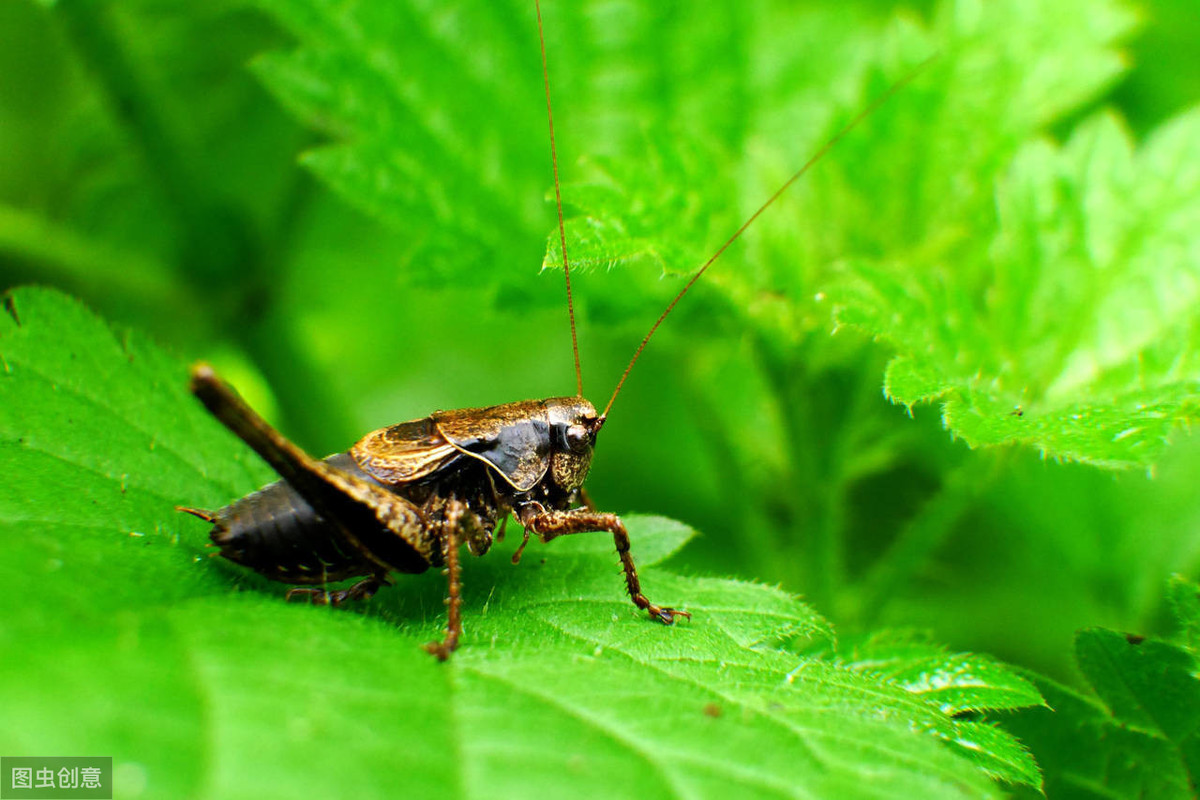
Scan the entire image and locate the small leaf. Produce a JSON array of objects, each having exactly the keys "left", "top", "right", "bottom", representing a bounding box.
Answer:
[
  {"left": 1006, "top": 589, "right": 1200, "bottom": 798},
  {"left": 1076, "top": 629, "right": 1200, "bottom": 759},
  {"left": 1007, "top": 674, "right": 1196, "bottom": 800},
  {"left": 1166, "top": 575, "right": 1200, "bottom": 649},
  {"left": 835, "top": 631, "right": 1045, "bottom": 715},
  {"left": 829, "top": 630, "right": 1044, "bottom": 788},
  {"left": 1008, "top": 676, "right": 1195, "bottom": 800}
]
